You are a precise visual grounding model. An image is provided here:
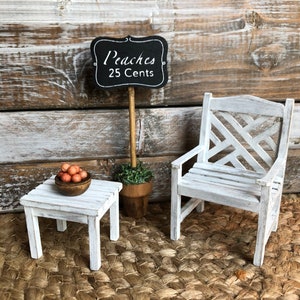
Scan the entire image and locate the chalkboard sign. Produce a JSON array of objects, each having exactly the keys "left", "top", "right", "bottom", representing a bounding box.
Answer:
[{"left": 90, "top": 35, "right": 168, "bottom": 89}]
